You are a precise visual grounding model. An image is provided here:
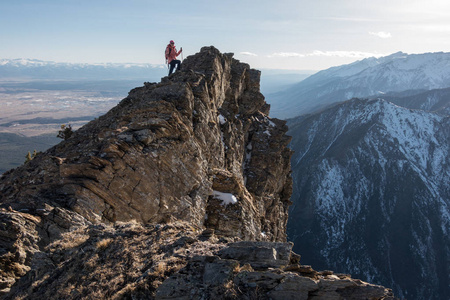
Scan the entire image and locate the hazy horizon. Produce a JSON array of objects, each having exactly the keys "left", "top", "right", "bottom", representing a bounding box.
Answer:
[{"left": 2, "top": 0, "right": 450, "bottom": 71}]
